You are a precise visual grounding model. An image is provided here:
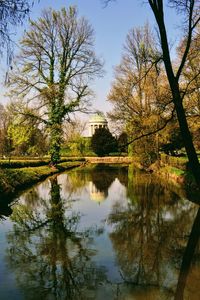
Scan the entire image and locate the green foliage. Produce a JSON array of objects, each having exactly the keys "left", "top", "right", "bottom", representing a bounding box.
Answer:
[
  {"left": 49, "top": 124, "right": 62, "bottom": 164},
  {"left": 160, "top": 153, "right": 189, "bottom": 170},
  {"left": 63, "top": 137, "right": 95, "bottom": 157},
  {"left": 8, "top": 123, "right": 30, "bottom": 146},
  {"left": 117, "top": 132, "right": 128, "bottom": 153},
  {"left": 91, "top": 127, "right": 118, "bottom": 156},
  {"left": 168, "top": 167, "right": 185, "bottom": 176},
  {"left": 139, "top": 151, "right": 159, "bottom": 168},
  {"left": 0, "top": 103, "right": 13, "bottom": 157},
  {"left": 160, "top": 127, "right": 184, "bottom": 155},
  {"left": 68, "top": 137, "right": 86, "bottom": 156},
  {"left": 6, "top": 110, "right": 48, "bottom": 157}
]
